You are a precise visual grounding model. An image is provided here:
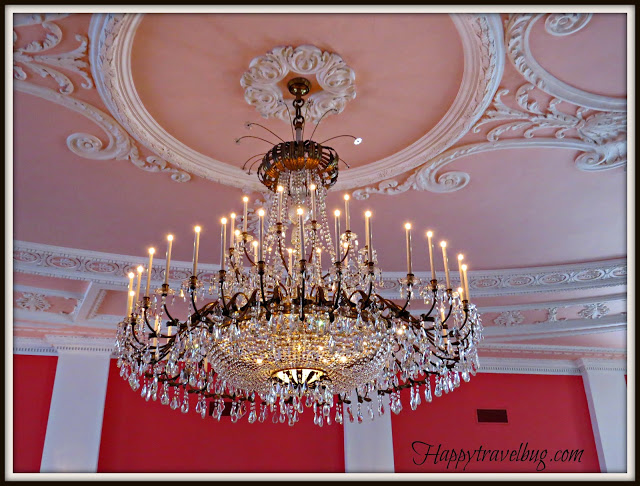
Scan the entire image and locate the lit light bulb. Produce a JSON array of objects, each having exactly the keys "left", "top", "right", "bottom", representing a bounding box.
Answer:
[
  {"left": 354, "top": 137, "right": 362, "bottom": 145},
  {"left": 128, "top": 272, "right": 135, "bottom": 279},
  {"left": 440, "top": 241, "right": 447, "bottom": 248},
  {"left": 297, "top": 207, "right": 304, "bottom": 215},
  {"left": 258, "top": 209, "right": 265, "bottom": 217},
  {"left": 404, "top": 223, "right": 411, "bottom": 230},
  {"left": 427, "top": 230, "right": 433, "bottom": 238},
  {"left": 344, "top": 194, "right": 350, "bottom": 201},
  {"left": 277, "top": 185, "right": 284, "bottom": 193},
  {"left": 221, "top": 217, "right": 227, "bottom": 224},
  {"left": 194, "top": 226, "right": 201, "bottom": 233},
  {"left": 334, "top": 210, "right": 341, "bottom": 217},
  {"left": 461, "top": 264, "right": 467, "bottom": 271},
  {"left": 365, "top": 211, "right": 372, "bottom": 218},
  {"left": 148, "top": 247, "right": 155, "bottom": 255},
  {"left": 167, "top": 234, "right": 174, "bottom": 241},
  {"left": 137, "top": 265, "right": 143, "bottom": 273},
  {"left": 458, "top": 254, "right": 464, "bottom": 261},
  {"left": 256, "top": 358, "right": 263, "bottom": 365},
  {"left": 310, "top": 183, "right": 316, "bottom": 190},
  {"left": 242, "top": 196, "right": 249, "bottom": 202}
]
